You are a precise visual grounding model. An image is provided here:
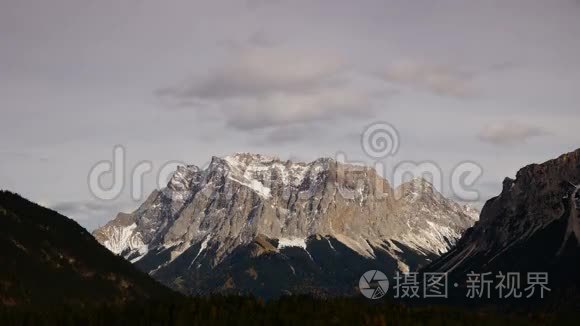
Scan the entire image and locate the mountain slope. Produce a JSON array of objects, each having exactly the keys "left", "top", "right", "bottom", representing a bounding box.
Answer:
[
  {"left": 94, "top": 153, "right": 477, "bottom": 297},
  {"left": 425, "top": 148, "right": 580, "bottom": 309},
  {"left": 0, "top": 191, "right": 172, "bottom": 306}
]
